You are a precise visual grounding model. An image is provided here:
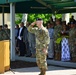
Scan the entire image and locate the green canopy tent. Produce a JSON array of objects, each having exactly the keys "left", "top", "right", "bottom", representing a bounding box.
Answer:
[
  {"left": 40, "top": 0, "right": 76, "bottom": 14},
  {"left": 0, "top": 0, "right": 76, "bottom": 13},
  {"left": 0, "top": 0, "right": 52, "bottom": 13}
]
